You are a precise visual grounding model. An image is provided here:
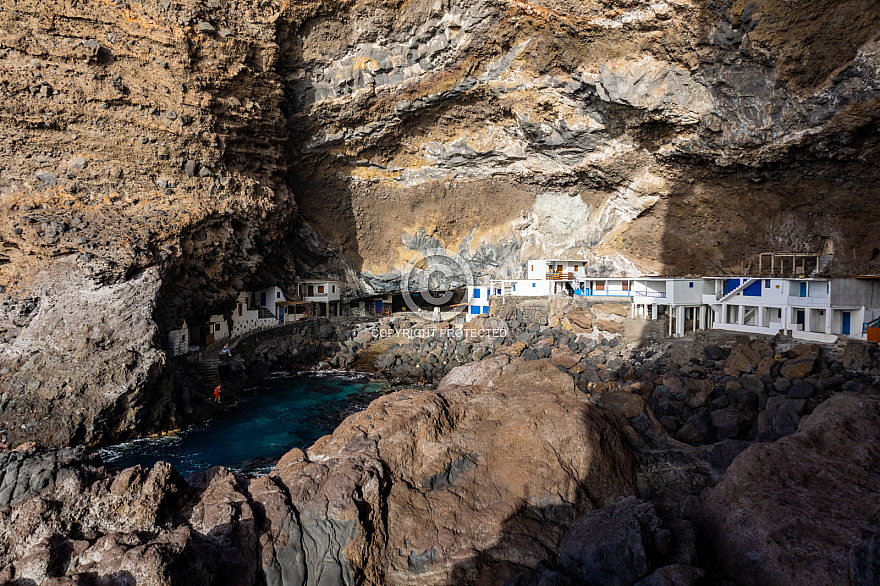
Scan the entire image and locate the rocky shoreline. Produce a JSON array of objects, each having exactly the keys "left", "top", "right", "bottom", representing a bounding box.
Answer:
[{"left": 0, "top": 297, "right": 878, "bottom": 585}]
